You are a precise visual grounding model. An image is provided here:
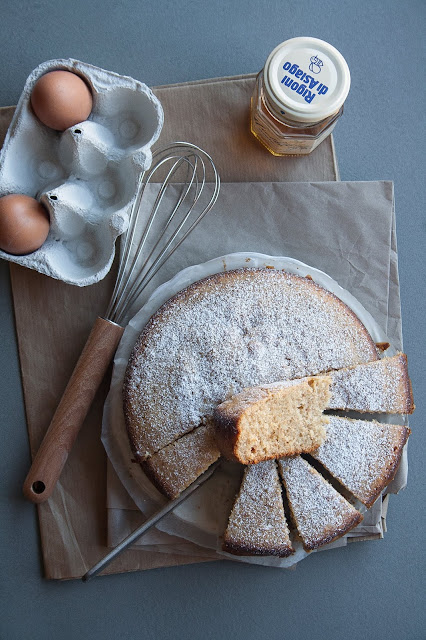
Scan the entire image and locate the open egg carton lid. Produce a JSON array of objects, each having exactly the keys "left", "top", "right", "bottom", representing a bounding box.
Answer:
[{"left": 0, "top": 58, "right": 164, "bottom": 286}]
